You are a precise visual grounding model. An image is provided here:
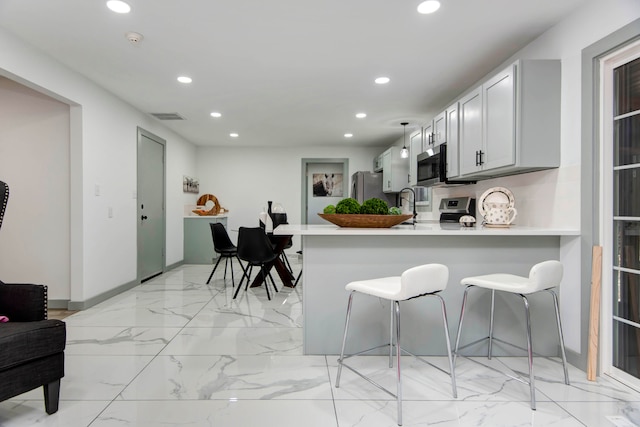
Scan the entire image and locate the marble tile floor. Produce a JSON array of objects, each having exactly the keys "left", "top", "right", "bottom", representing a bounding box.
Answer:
[{"left": 2, "top": 262, "right": 640, "bottom": 426}]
